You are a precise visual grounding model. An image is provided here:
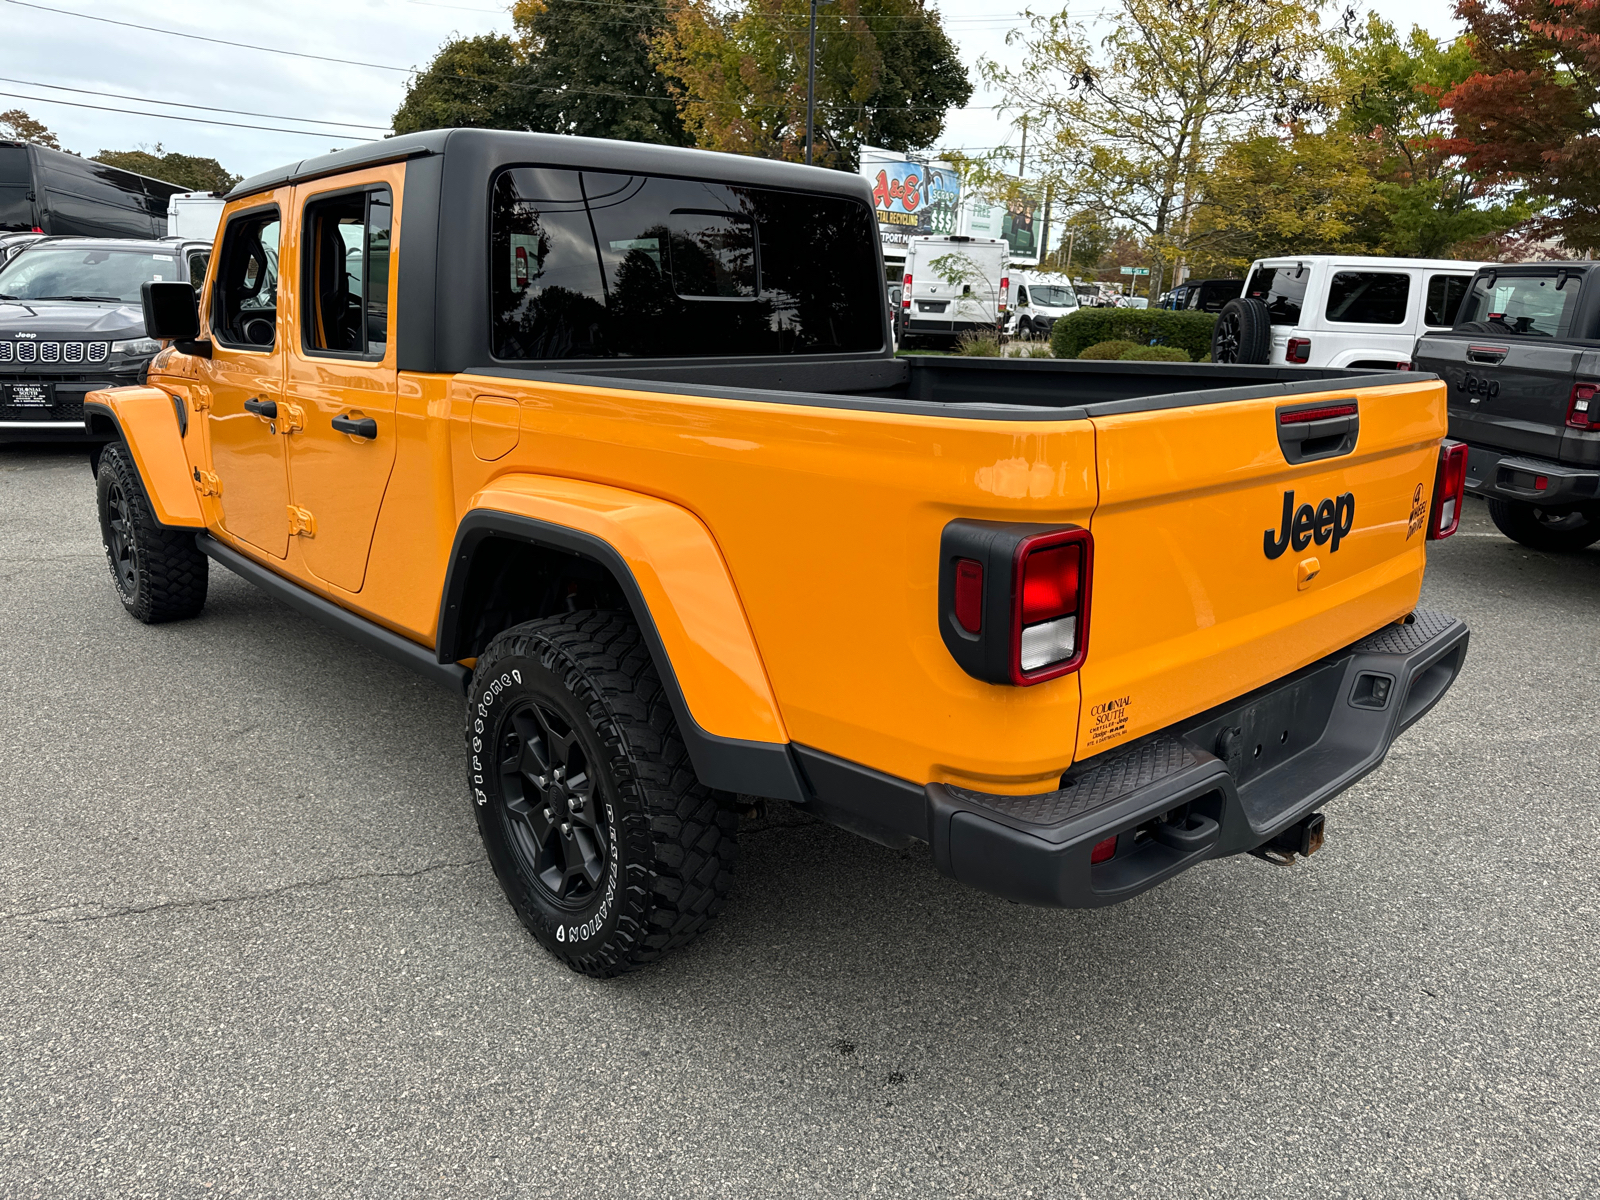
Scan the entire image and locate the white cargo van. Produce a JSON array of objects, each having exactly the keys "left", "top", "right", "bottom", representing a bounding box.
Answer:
[
  {"left": 1003, "top": 270, "right": 1079, "bottom": 339},
  {"left": 1212, "top": 255, "right": 1485, "bottom": 368},
  {"left": 165, "top": 191, "right": 226, "bottom": 241},
  {"left": 898, "top": 234, "right": 1007, "bottom": 347}
]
